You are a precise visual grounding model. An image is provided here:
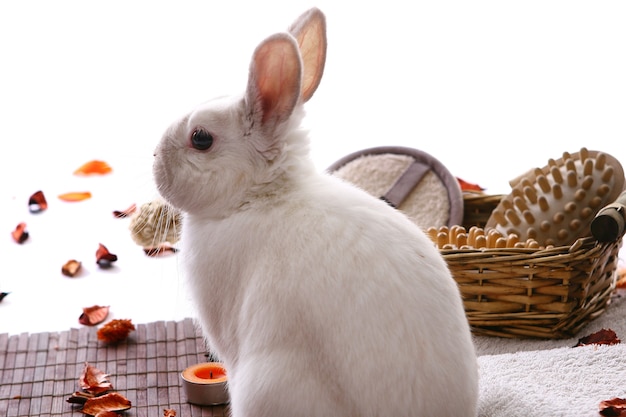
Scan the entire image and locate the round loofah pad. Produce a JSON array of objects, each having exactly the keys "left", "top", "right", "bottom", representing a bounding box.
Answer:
[
  {"left": 485, "top": 148, "right": 625, "bottom": 247},
  {"left": 327, "top": 146, "right": 464, "bottom": 229}
]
